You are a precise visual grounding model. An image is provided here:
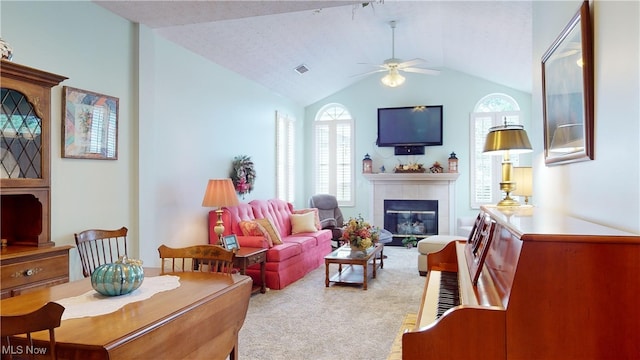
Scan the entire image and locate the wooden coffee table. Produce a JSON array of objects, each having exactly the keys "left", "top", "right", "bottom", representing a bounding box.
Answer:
[{"left": 324, "top": 243, "right": 384, "bottom": 290}]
